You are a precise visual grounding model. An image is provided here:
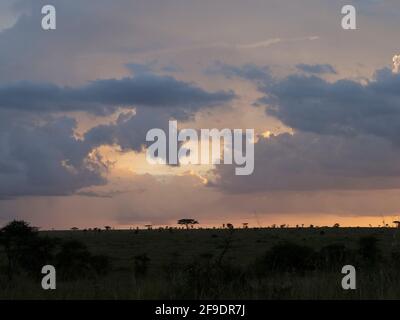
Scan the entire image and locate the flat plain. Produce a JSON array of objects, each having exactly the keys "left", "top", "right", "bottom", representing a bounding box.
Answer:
[{"left": 1, "top": 227, "right": 400, "bottom": 299}]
